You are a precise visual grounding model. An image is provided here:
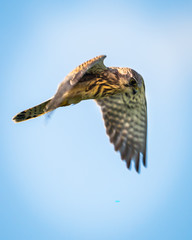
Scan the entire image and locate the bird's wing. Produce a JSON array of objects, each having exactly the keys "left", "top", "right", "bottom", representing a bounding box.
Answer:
[
  {"left": 46, "top": 55, "right": 107, "bottom": 112},
  {"left": 96, "top": 93, "right": 147, "bottom": 172}
]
